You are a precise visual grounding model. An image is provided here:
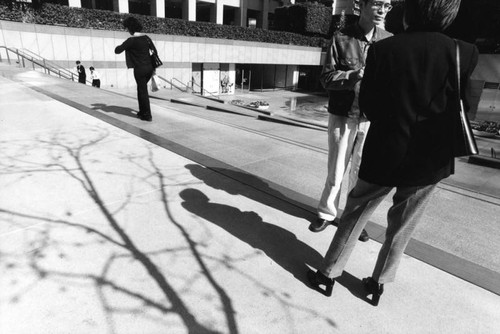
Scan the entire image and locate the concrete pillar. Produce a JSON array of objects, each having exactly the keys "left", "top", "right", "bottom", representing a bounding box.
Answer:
[
  {"left": 68, "top": 0, "right": 81, "bottom": 7},
  {"left": 151, "top": 0, "right": 165, "bottom": 18},
  {"left": 235, "top": 0, "right": 247, "bottom": 27},
  {"left": 183, "top": 0, "right": 196, "bottom": 21},
  {"left": 215, "top": 0, "right": 224, "bottom": 25},
  {"left": 261, "top": 0, "right": 269, "bottom": 30},
  {"left": 115, "top": 0, "right": 129, "bottom": 13}
]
